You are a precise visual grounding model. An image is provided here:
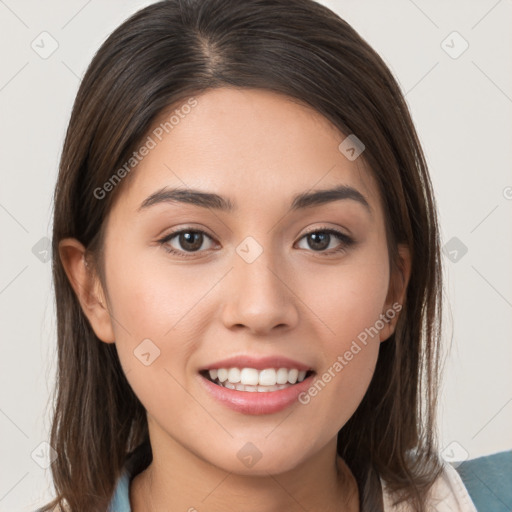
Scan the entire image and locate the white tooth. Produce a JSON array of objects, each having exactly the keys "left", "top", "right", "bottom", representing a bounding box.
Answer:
[
  {"left": 217, "top": 368, "right": 228, "bottom": 382},
  {"left": 216, "top": 368, "right": 308, "bottom": 390},
  {"left": 218, "top": 381, "right": 290, "bottom": 392},
  {"left": 240, "top": 368, "right": 259, "bottom": 386},
  {"left": 227, "top": 367, "right": 241, "bottom": 384},
  {"left": 259, "top": 368, "right": 277, "bottom": 386},
  {"left": 288, "top": 369, "right": 299, "bottom": 384},
  {"left": 276, "top": 368, "right": 289, "bottom": 385},
  {"left": 259, "top": 385, "right": 279, "bottom": 392}
]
